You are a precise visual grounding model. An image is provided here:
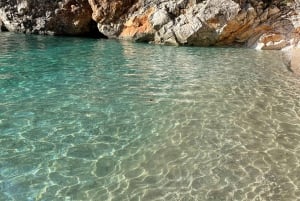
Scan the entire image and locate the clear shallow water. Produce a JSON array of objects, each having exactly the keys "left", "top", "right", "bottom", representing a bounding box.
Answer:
[{"left": 1, "top": 32, "right": 300, "bottom": 201}]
